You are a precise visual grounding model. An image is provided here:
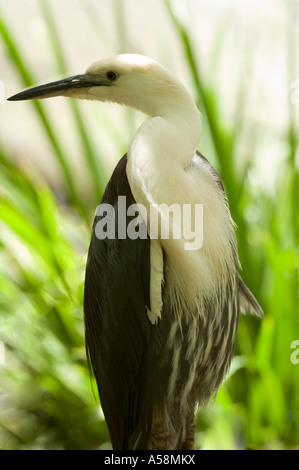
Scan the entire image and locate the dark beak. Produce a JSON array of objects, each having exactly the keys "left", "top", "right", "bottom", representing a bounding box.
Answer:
[{"left": 8, "top": 74, "right": 102, "bottom": 101}]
